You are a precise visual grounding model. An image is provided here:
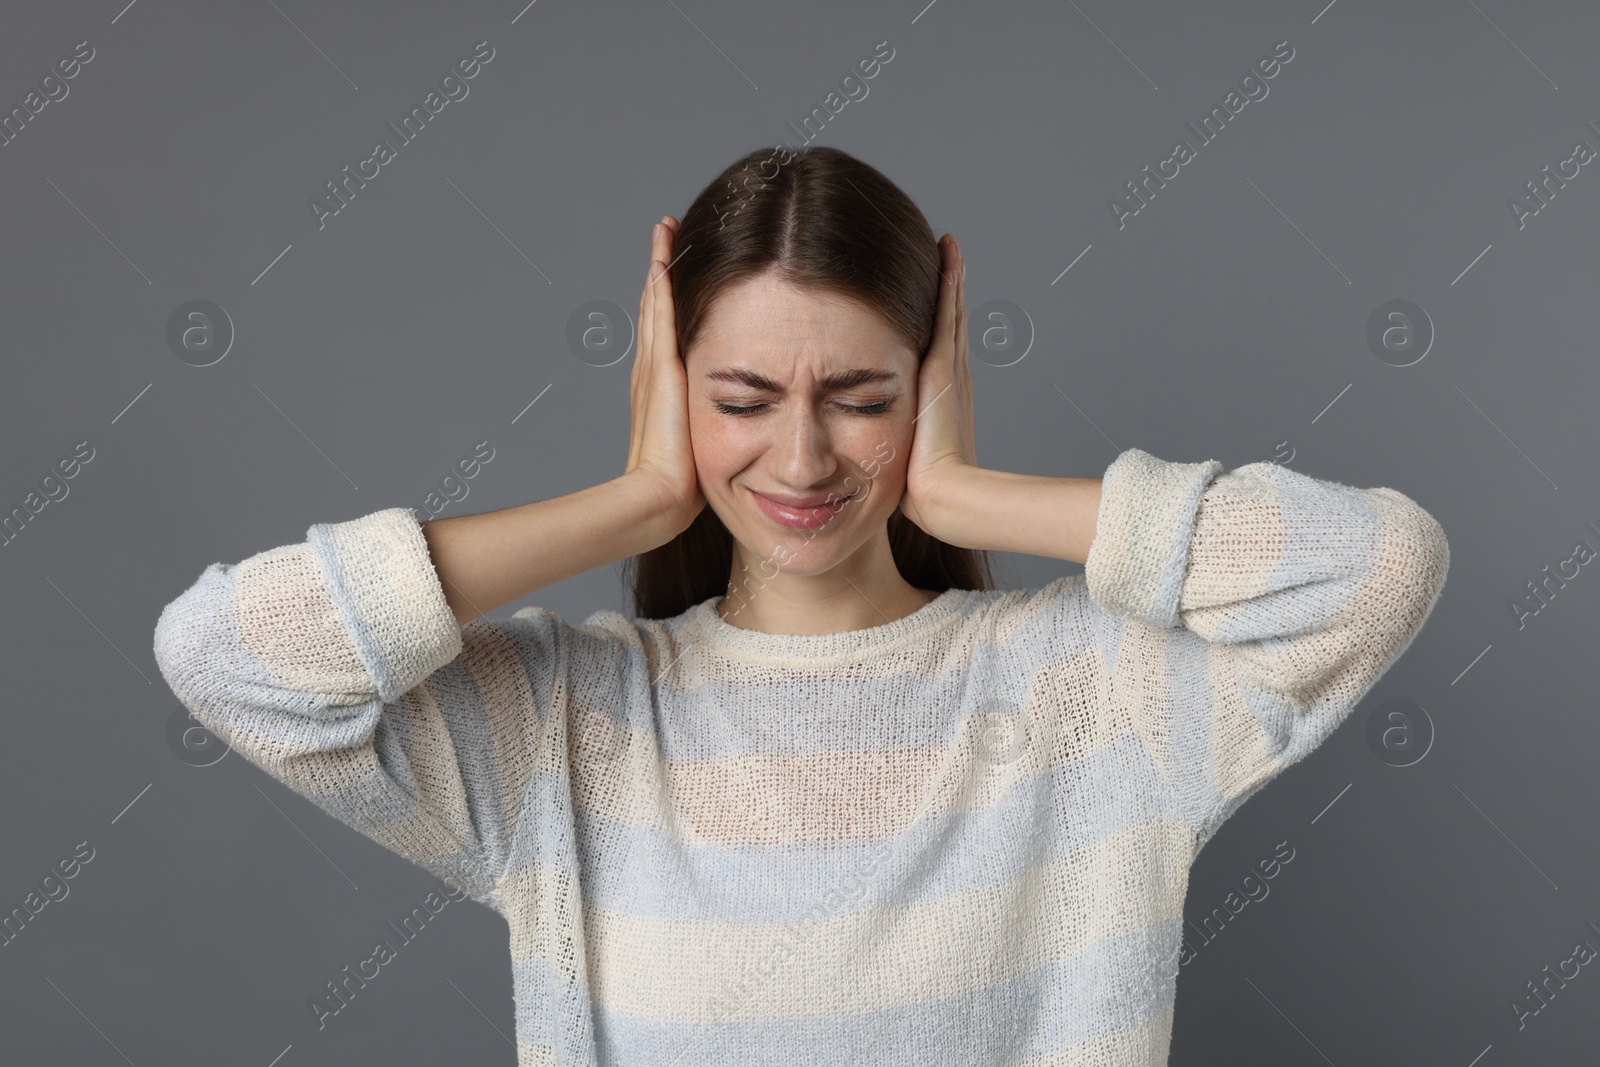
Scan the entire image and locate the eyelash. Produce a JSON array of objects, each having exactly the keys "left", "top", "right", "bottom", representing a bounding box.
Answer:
[{"left": 714, "top": 400, "right": 891, "bottom": 416}]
